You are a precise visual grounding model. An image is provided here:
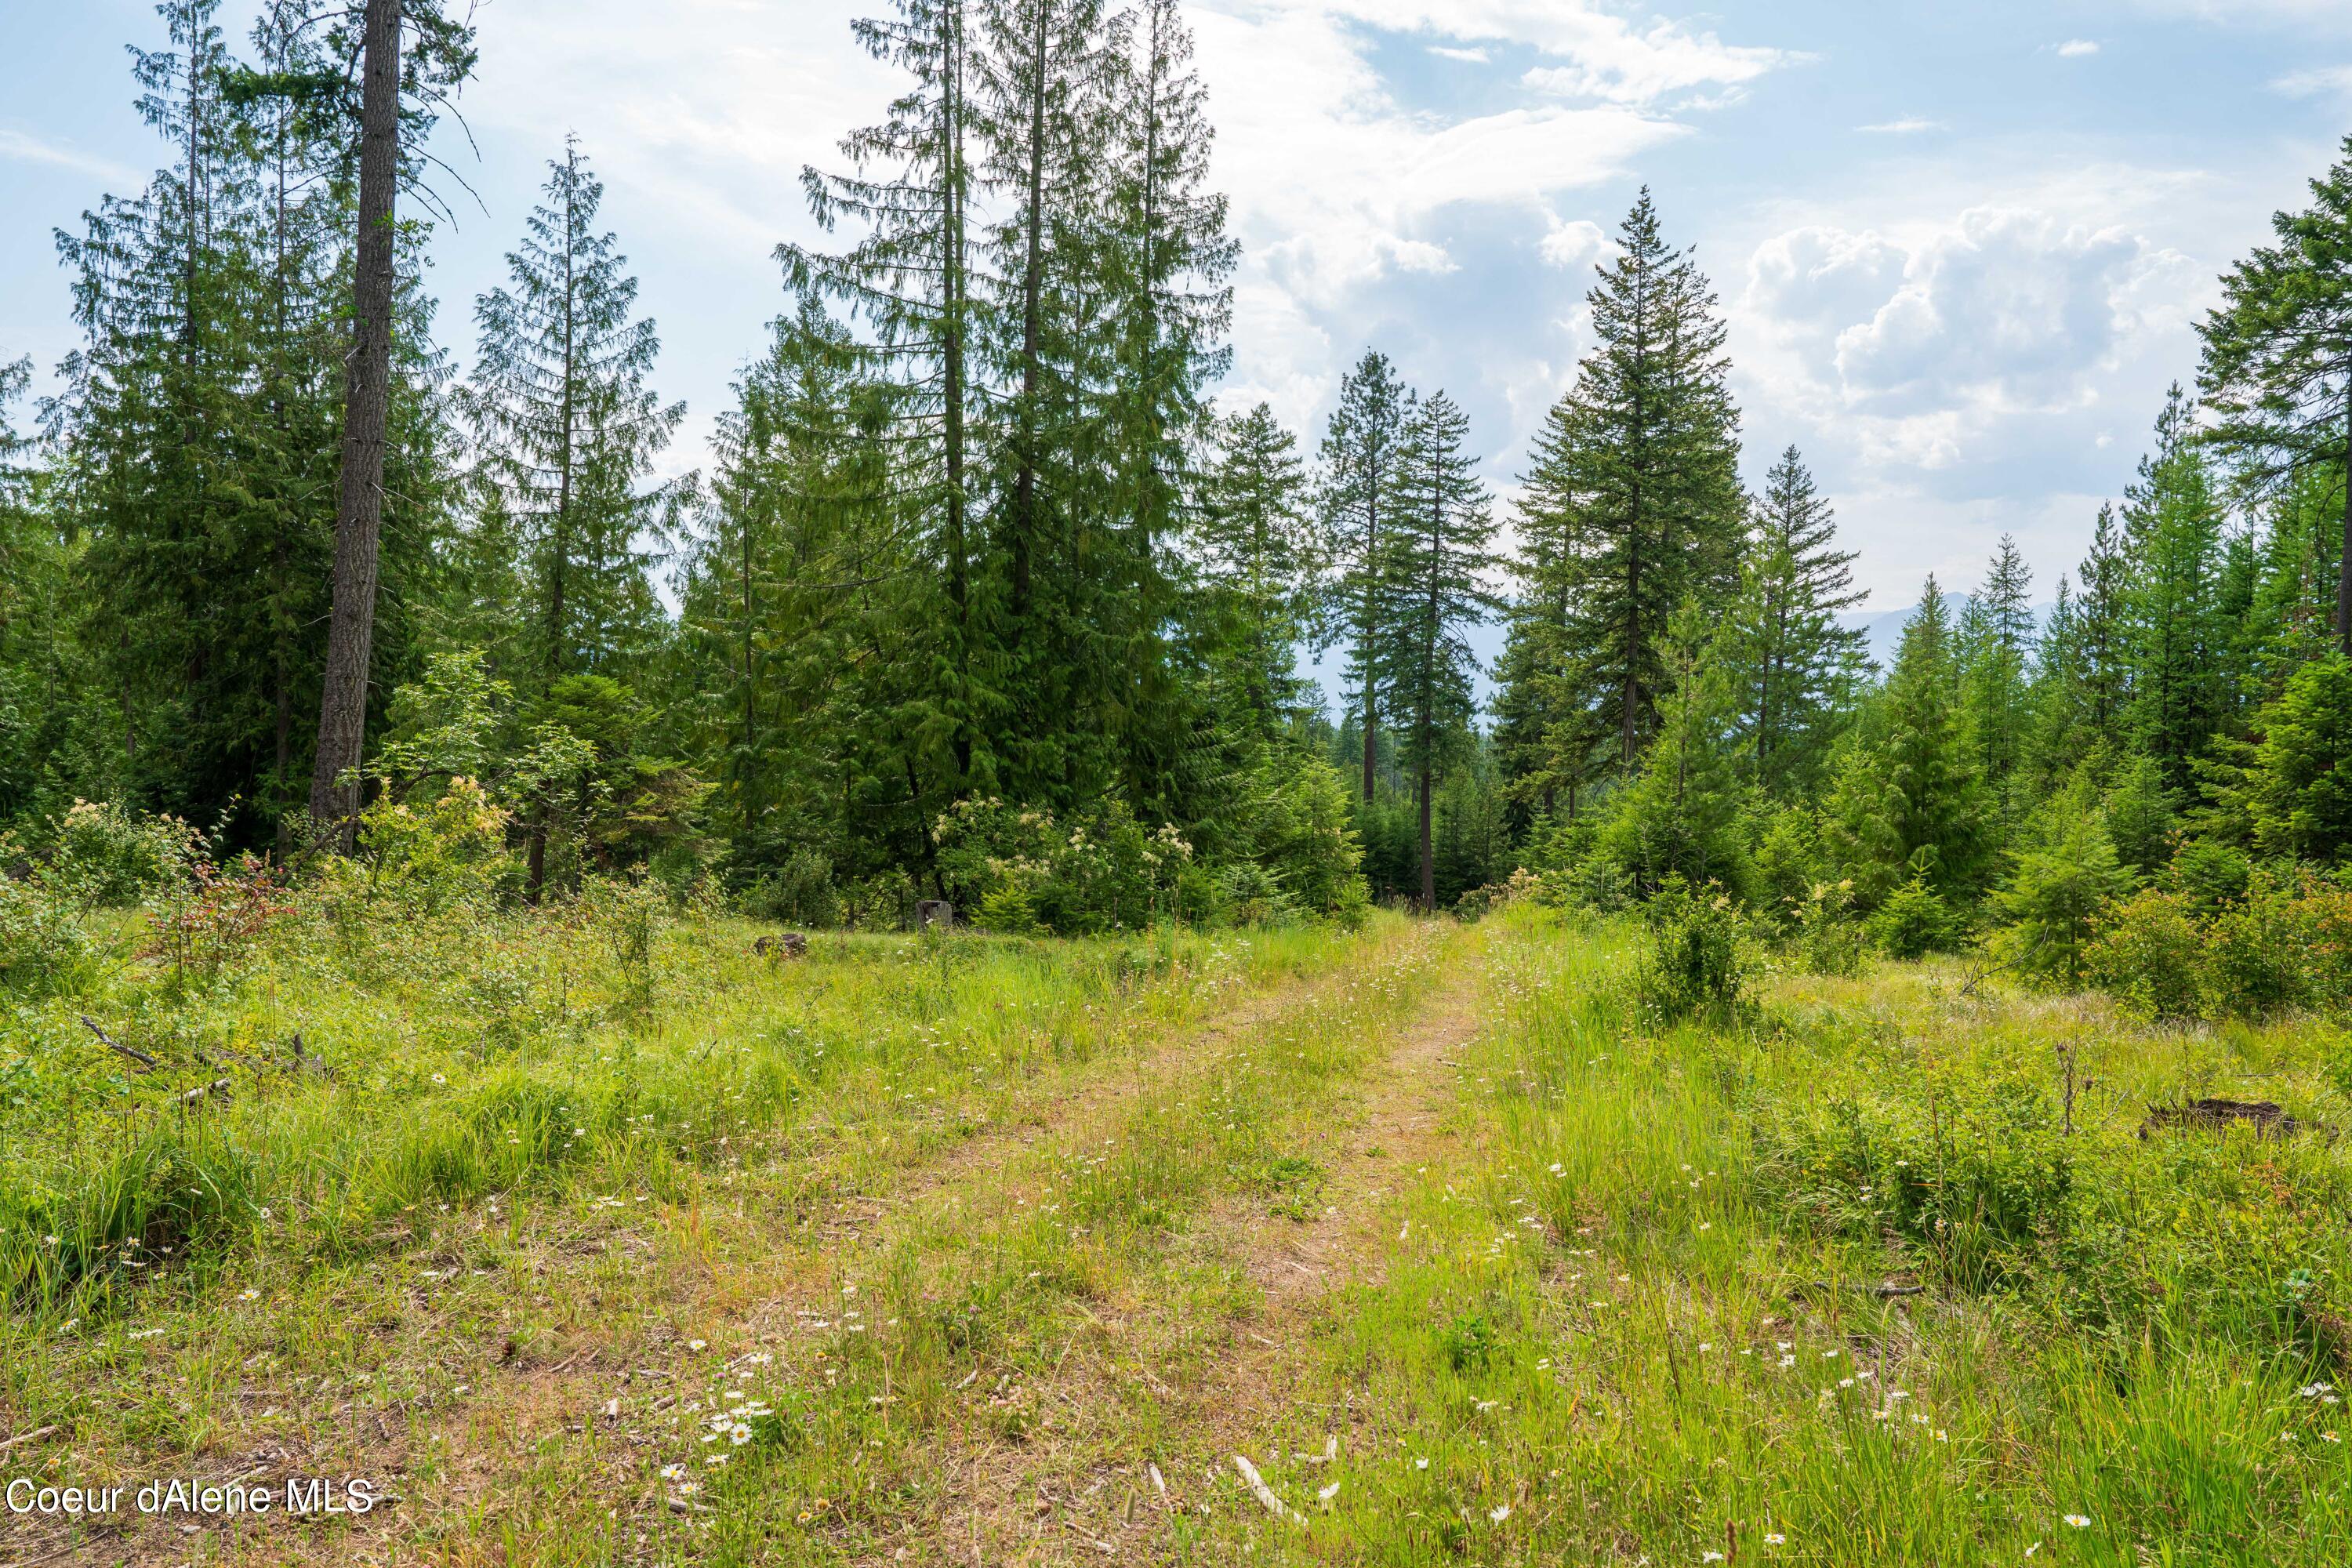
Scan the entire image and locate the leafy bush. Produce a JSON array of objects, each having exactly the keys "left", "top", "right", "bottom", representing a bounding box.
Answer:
[
  {"left": 1633, "top": 877, "right": 1749, "bottom": 1025},
  {"left": 933, "top": 796, "right": 1188, "bottom": 935},
  {"left": 0, "top": 875, "right": 101, "bottom": 998},
  {"left": 2205, "top": 868, "right": 2318, "bottom": 1018},
  {"left": 145, "top": 855, "right": 294, "bottom": 988},
  {"left": 2084, "top": 887, "right": 2207, "bottom": 1022},
  {"left": 350, "top": 775, "right": 510, "bottom": 914},
  {"left": 2082, "top": 869, "right": 2352, "bottom": 1022},
  {"left": 1867, "top": 875, "right": 1960, "bottom": 959},
  {"left": 743, "top": 846, "right": 842, "bottom": 928},
  {"left": 1791, "top": 879, "right": 1867, "bottom": 978},
  {"left": 44, "top": 800, "right": 198, "bottom": 908}
]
